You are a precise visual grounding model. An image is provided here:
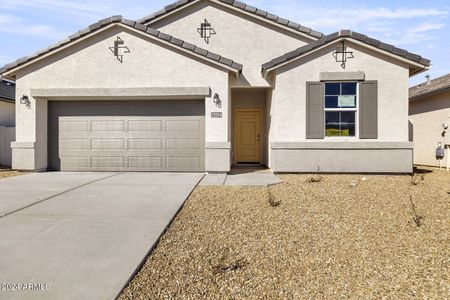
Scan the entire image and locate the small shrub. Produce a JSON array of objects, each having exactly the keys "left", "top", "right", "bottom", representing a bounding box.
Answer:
[
  {"left": 267, "top": 186, "right": 281, "bottom": 207},
  {"left": 213, "top": 251, "right": 248, "bottom": 274},
  {"left": 411, "top": 173, "right": 425, "bottom": 186},
  {"left": 409, "top": 196, "right": 424, "bottom": 227},
  {"left": 307, "top": 166, "right": 323, "bottom": 183}
]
